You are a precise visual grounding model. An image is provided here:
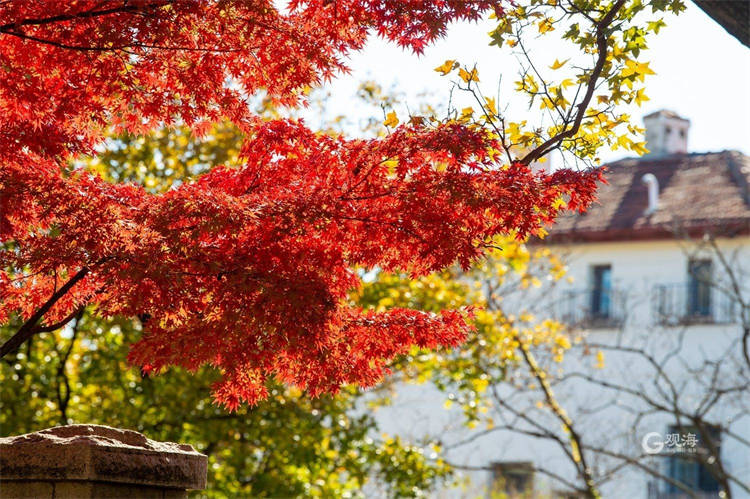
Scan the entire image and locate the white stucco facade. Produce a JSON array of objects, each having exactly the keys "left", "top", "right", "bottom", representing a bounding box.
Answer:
[{"left": 372, "top": 236, "right": 750, "bottom": 498}]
